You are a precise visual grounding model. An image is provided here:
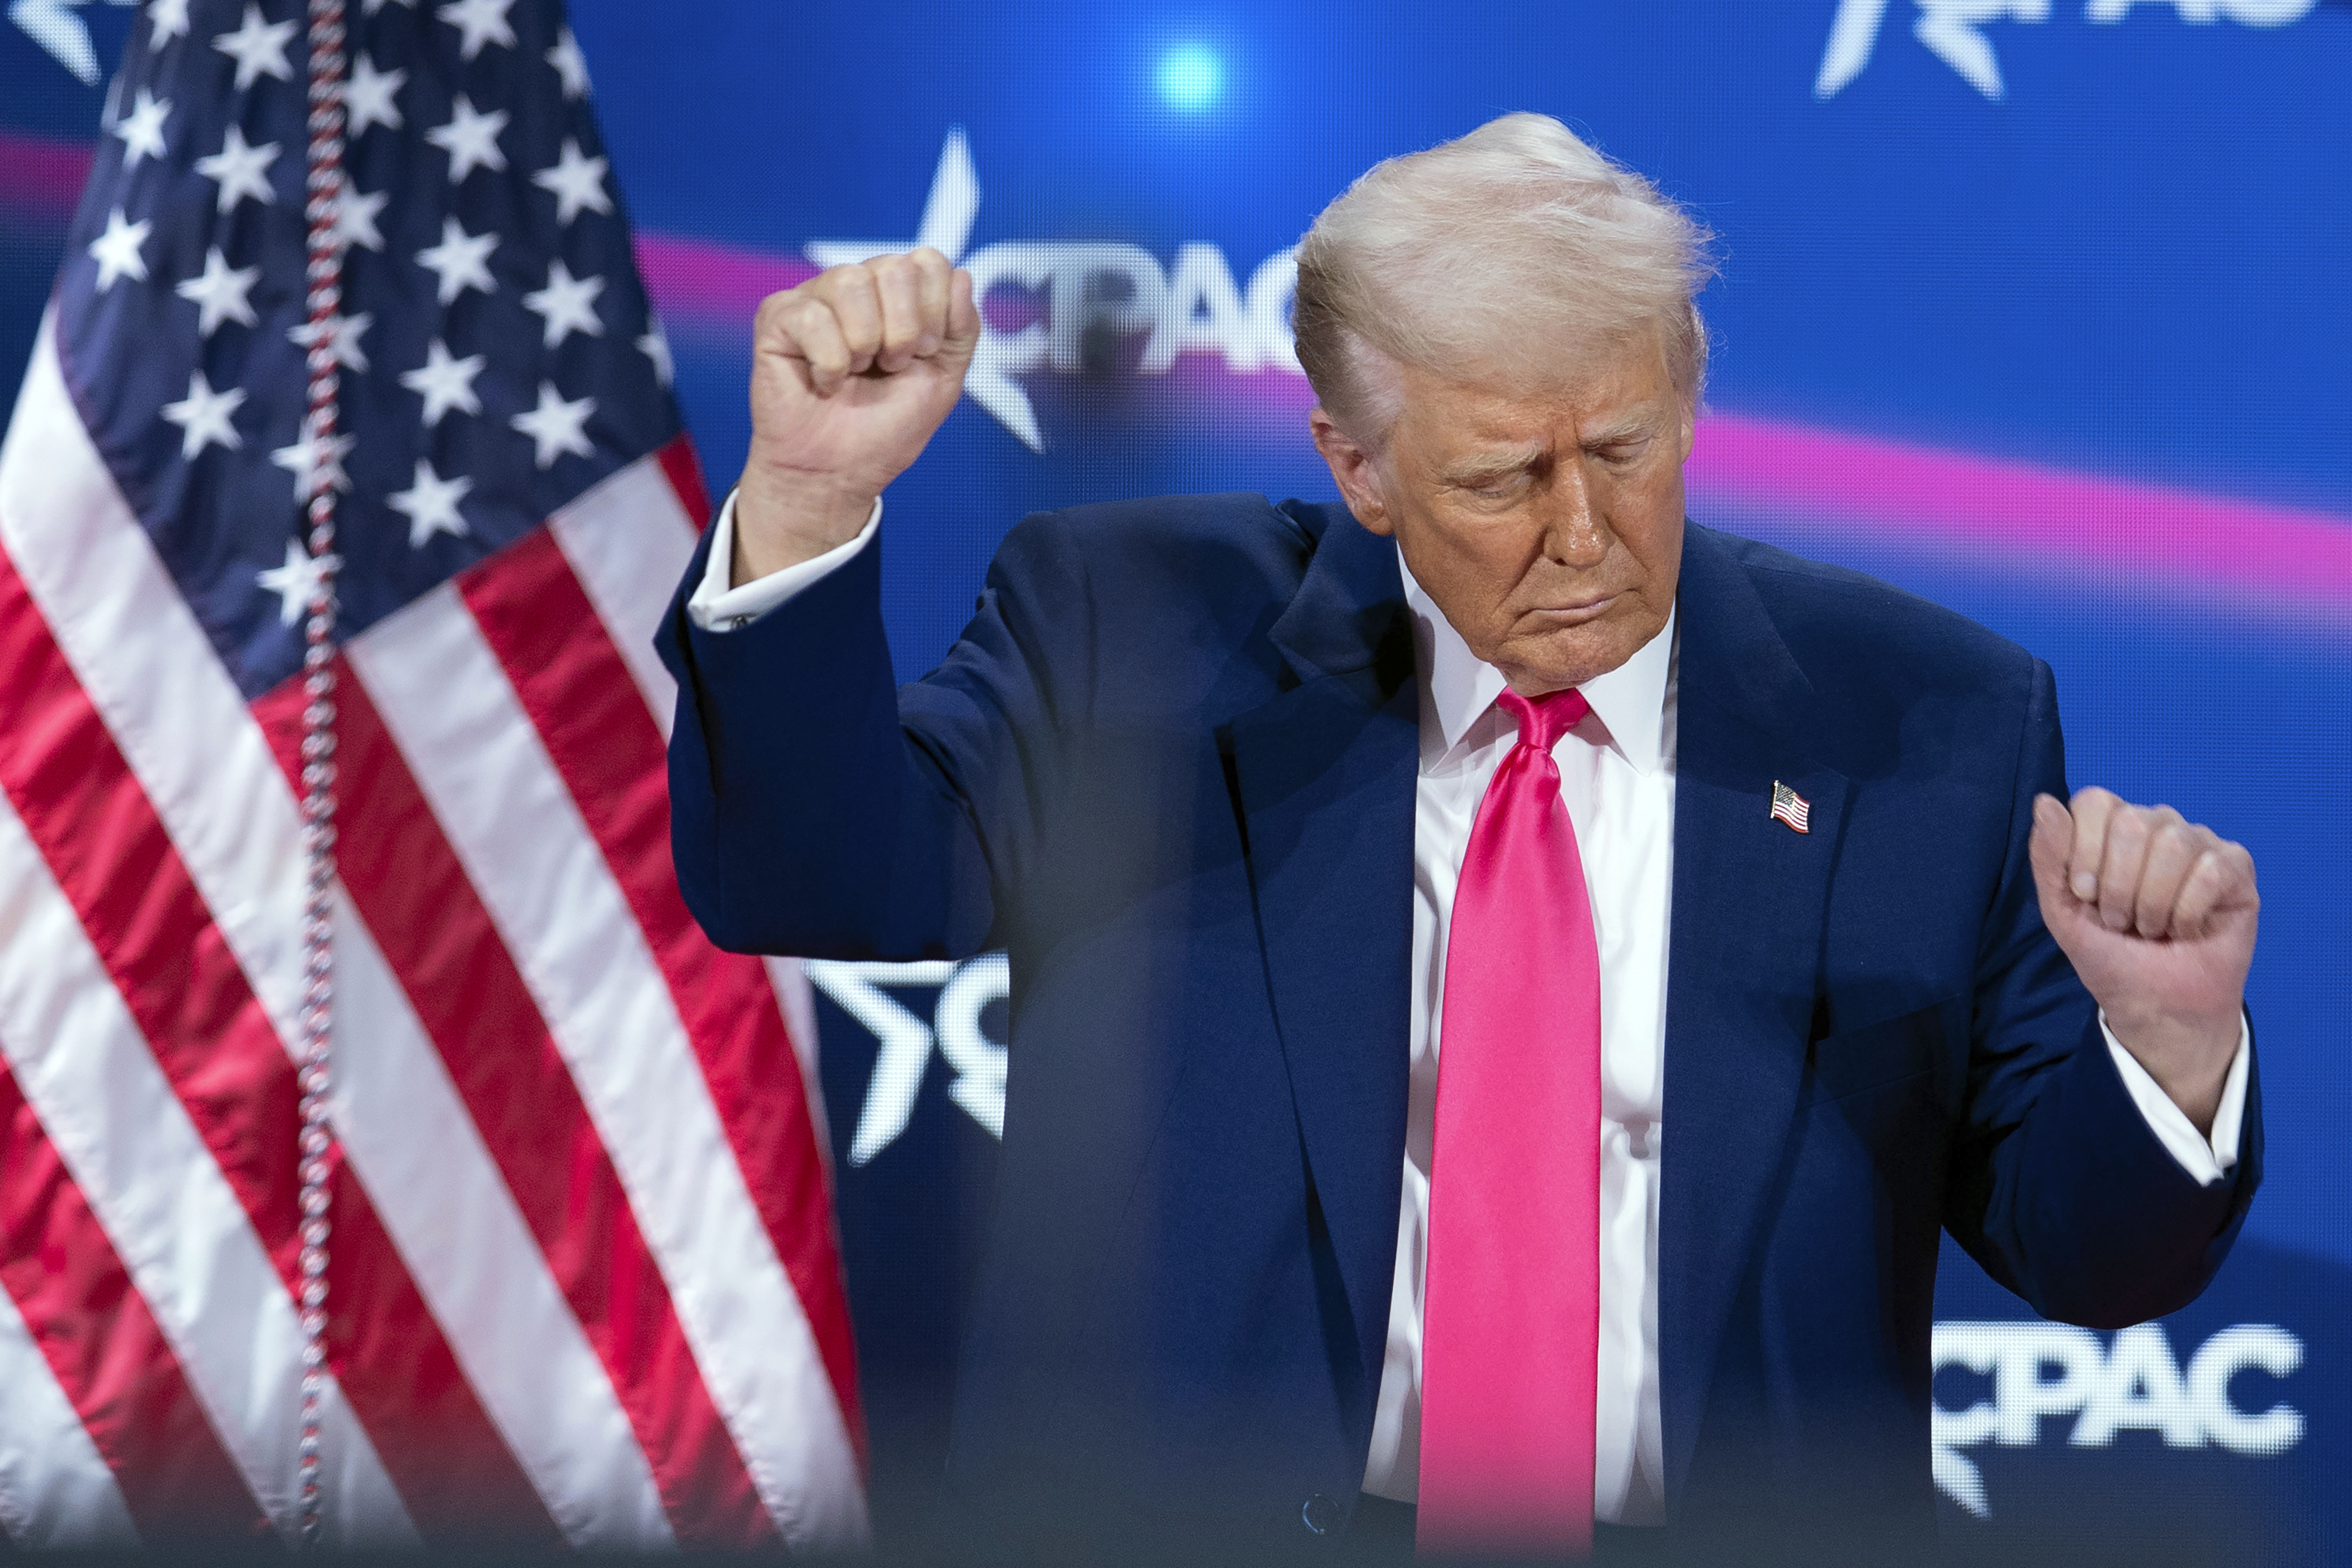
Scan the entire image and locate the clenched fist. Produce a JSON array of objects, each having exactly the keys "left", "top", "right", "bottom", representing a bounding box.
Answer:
[
  {"left": 732, "top": 248, "right": 980, "bottom": 584},
  {"left": 2028, "top": 787, "right": 2258, "bottom": 1133}
]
